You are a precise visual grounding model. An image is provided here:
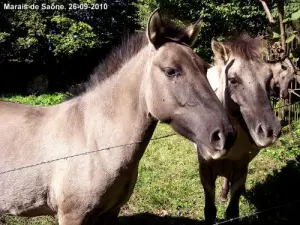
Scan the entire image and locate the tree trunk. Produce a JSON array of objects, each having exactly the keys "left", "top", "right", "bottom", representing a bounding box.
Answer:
[
  {"left": 259, "top": 0, "right": 275, "bottom": 23},
  {"left": 277, "top": 0, "right": 286, "bottom": 56}
]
